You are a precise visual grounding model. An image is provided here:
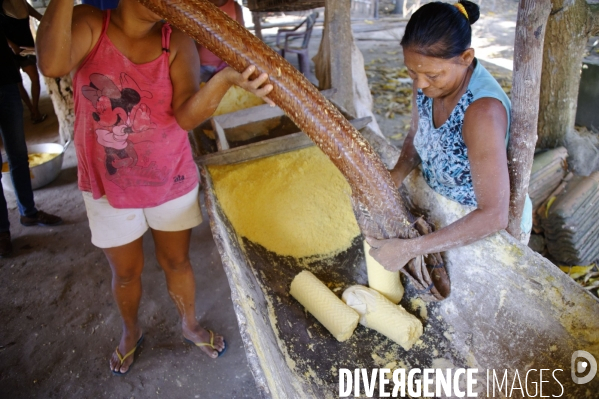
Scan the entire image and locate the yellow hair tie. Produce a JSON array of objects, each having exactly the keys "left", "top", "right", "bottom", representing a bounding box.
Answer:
[{"left": 454, "top": 3, "right": 469, "bottom": 20}]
